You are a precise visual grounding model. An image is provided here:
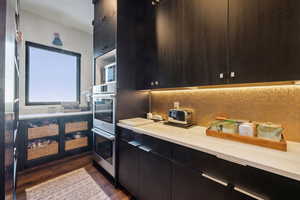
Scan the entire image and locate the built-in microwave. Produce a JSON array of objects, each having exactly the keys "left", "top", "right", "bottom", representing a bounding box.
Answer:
[
  {"left": 93, "top": 94, "right": 116, "bottom": 134},
  {"left": 105, "top": 62, "right": 116, "bottom": 83}
]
